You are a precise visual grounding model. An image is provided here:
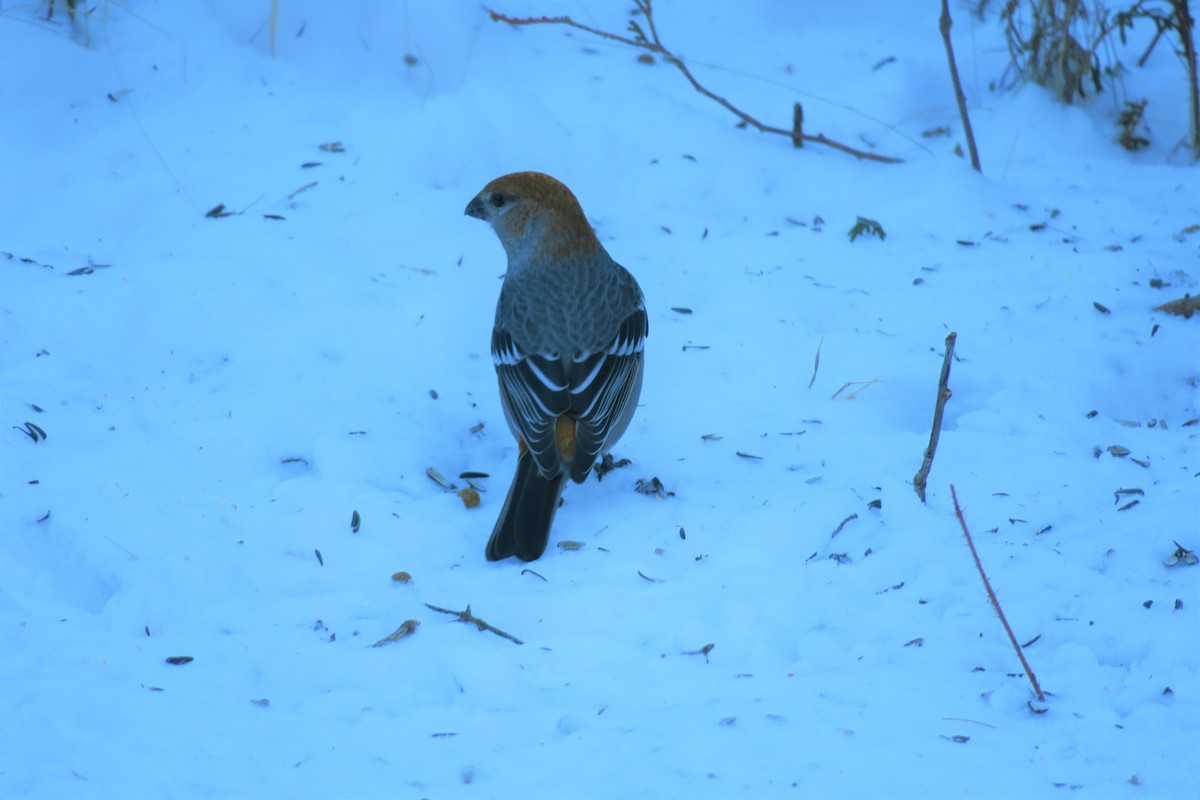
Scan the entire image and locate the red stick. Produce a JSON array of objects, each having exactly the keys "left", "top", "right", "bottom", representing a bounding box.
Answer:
[{"left": 950, "top": 485, "right": 1046, "bottom": 703}]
